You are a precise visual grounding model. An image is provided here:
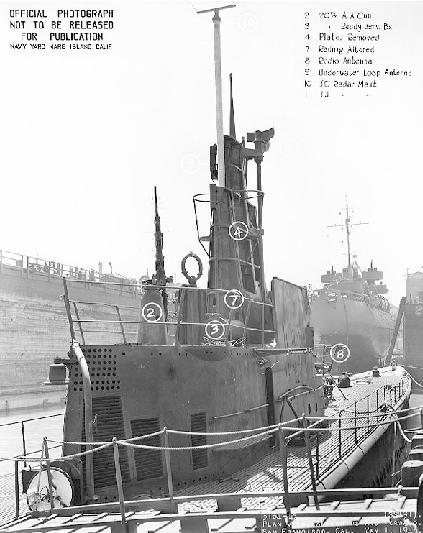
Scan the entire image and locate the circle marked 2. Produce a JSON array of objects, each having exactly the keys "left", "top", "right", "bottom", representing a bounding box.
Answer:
[{"left": 142, "top": 302, "right": 163, "bottom": 322}]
